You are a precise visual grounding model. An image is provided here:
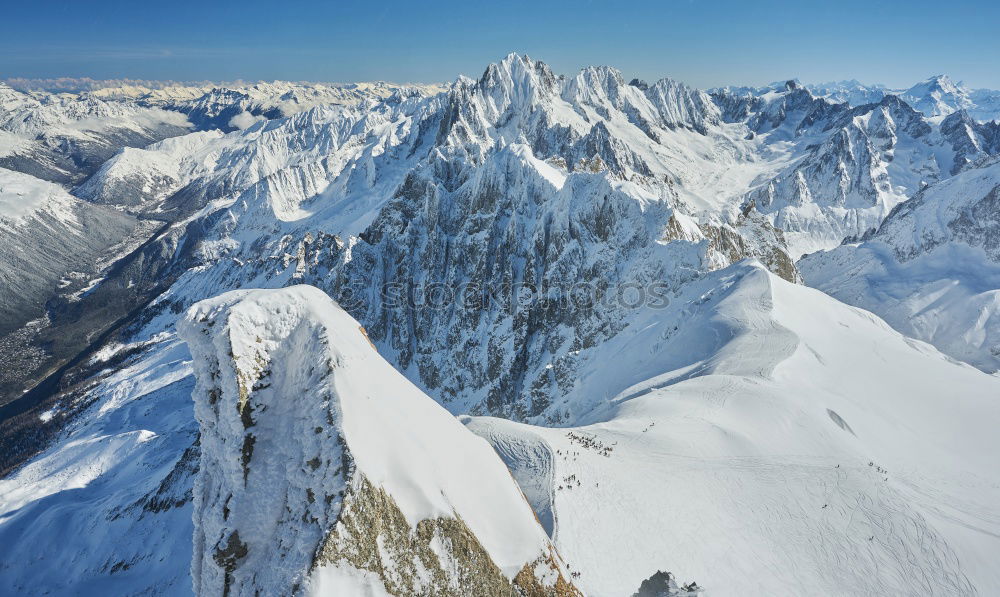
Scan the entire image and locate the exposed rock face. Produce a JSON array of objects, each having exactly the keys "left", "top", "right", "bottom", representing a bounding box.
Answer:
[
  {"left": 699, "top": 208, "right": 799, "bottom": 284},
  {"left": 940, "top": 110, "right": 1000, "bottom": 175},
  {"left": 332, "top": 148, "right": 702, "bottom": 421},
  {"left": 315, "top": 476, "right": 581, "bottom": 597},
  {"left": 322, "top": 143, "right": 796, "bottom": 420},
  {"left": 178, "top": 286, "right": 579, "bottom": 596}
]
